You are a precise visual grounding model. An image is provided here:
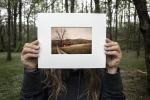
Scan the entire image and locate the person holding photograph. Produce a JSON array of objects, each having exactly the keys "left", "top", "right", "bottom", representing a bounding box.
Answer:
[{"left": 20, "top": 38, "right": 125, "bottom": 100}]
